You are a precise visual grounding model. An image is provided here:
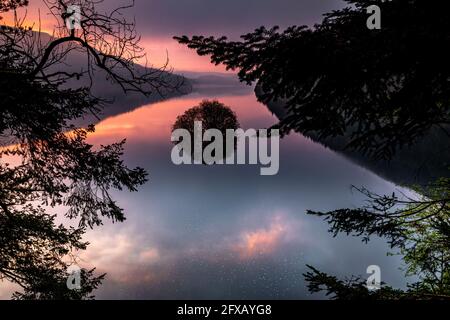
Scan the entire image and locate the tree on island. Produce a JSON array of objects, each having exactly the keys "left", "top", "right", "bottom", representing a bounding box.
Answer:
[
  {"left": 175, "top": 0, "right": 450, "bottom": 299},
  {"left": 172, "top": 100, "right": 240, "bottom": 163}
]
